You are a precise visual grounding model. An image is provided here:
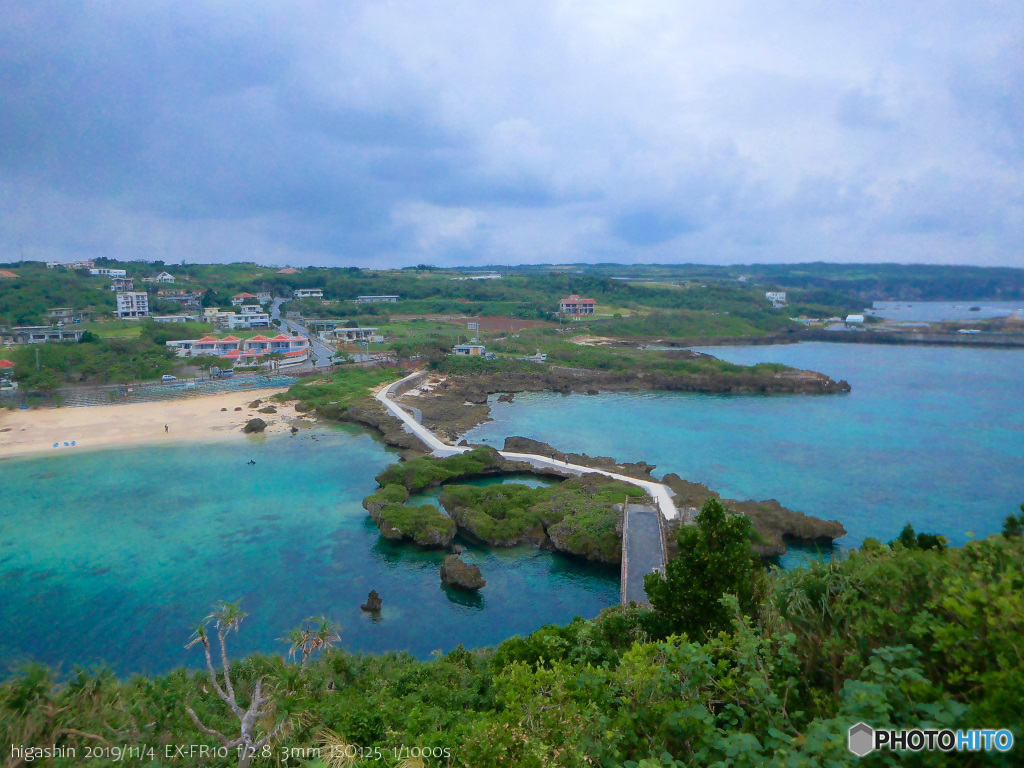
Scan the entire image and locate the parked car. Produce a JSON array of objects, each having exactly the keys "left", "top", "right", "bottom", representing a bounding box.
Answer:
[
  {"left": 161, "top": 375, "right": 177, "bottom": 382},
  {"left": 217, "top": 369, "right": 235, "bottom": 378}
]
